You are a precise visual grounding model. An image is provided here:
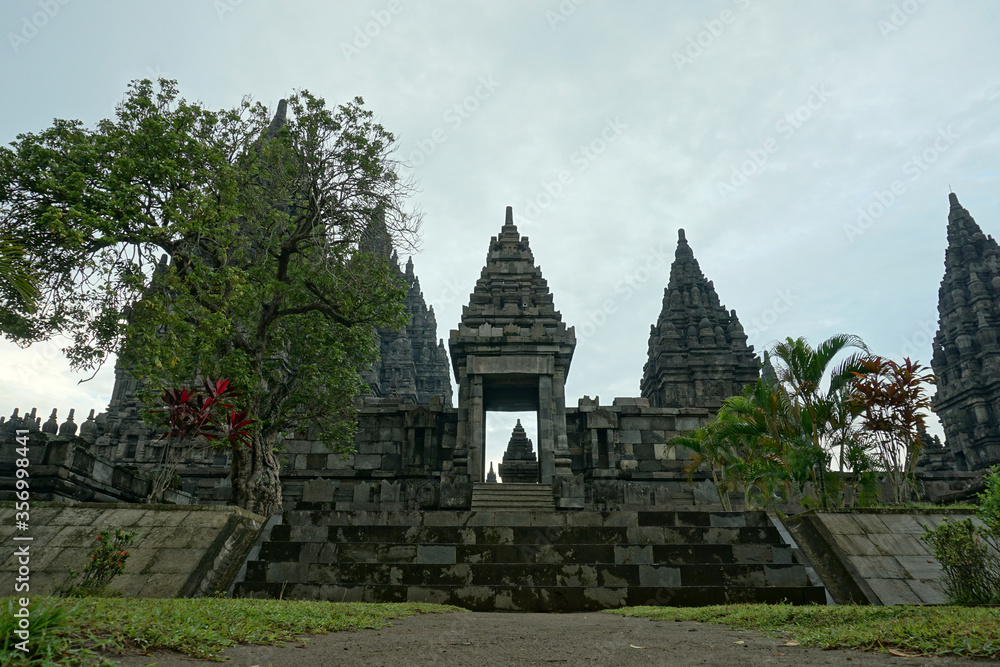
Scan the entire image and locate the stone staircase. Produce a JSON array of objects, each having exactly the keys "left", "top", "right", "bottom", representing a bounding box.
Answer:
[
  {"left": 471, "top": 483, "right": 555, "bottom": 511},
  {"left": 235, "top": 509, "right": 827, "bottom": 611}
]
